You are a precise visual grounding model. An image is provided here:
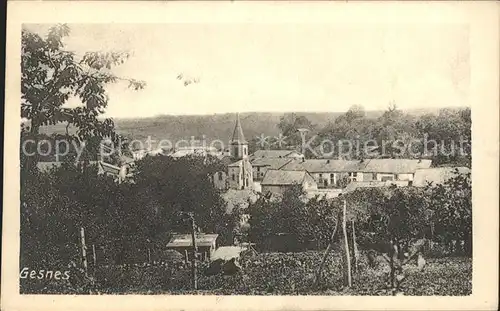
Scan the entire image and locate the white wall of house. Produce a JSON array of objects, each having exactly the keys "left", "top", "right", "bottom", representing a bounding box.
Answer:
[
  {"left": 228, "top": 165, "right": 242, "bottom": 189},
  {"left": 397, "top": 173, "right": 414, "bottom": 181},
  {"left": 376, "top": 173, "right": 396, "bottom": 181},
  {"left": 262, "top": 180, "right": 315, "bottom": 195},
  {"left": 253, "top": 181, "right": 262, "bottom": 192},
  {"left": 262, "top": 185, "right": 286, "bottom": 195},
  {"left": 311, "top": 172, "right": 363, "bottom": 188},
  {"left": 228, "top": 162, "right": 253, "bottom": 190},
  {"left": 303, "top": 177, "right": 318, "bottom": 191},
  {"left": 213, "top": 171, "right": 227, "bottom": 190},
  {"left": 370, "top": 172, "right": 414, "bottom": 182},
  {"left": 313, "top": 172, "right": 336, "bottom": 188},
  {"left": 252, "top": 166, "right": 268, "bottom": 180}
]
